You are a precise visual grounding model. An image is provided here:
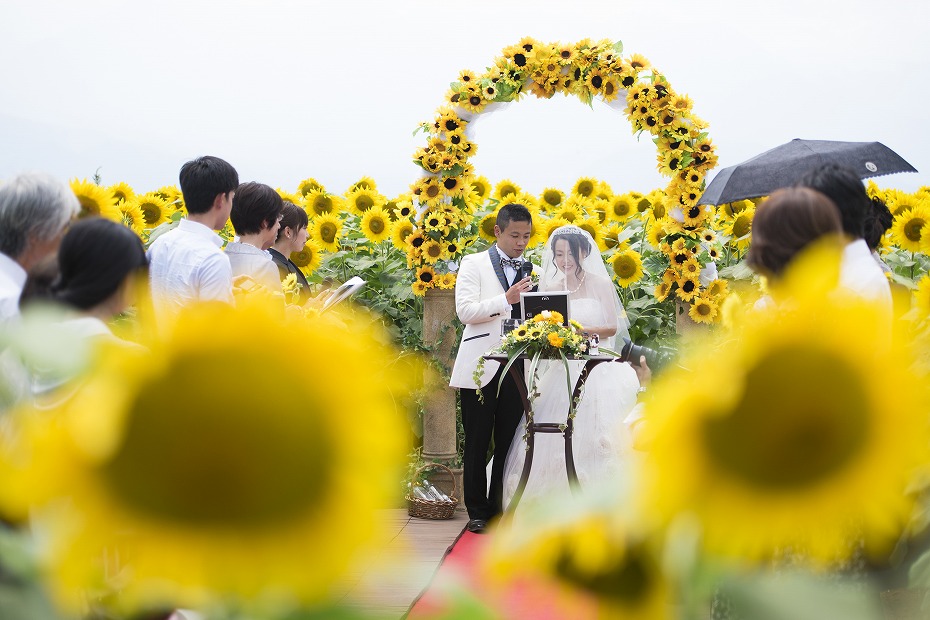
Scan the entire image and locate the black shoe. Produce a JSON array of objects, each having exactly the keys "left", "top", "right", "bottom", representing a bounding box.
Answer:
[{"left": 466, "top": 518, "right": 488, "bottom": 534}]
